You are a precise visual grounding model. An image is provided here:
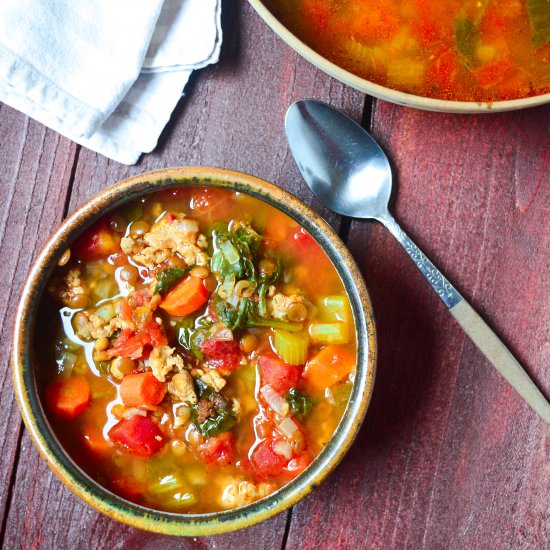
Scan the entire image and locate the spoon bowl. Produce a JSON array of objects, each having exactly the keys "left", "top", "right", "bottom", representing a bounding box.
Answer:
[
  {"left": 285, "top": 99, "right": 550, "bottom": 424},
  {"left": 285, "top": 101, "right": 391, "bottom": 219}
]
